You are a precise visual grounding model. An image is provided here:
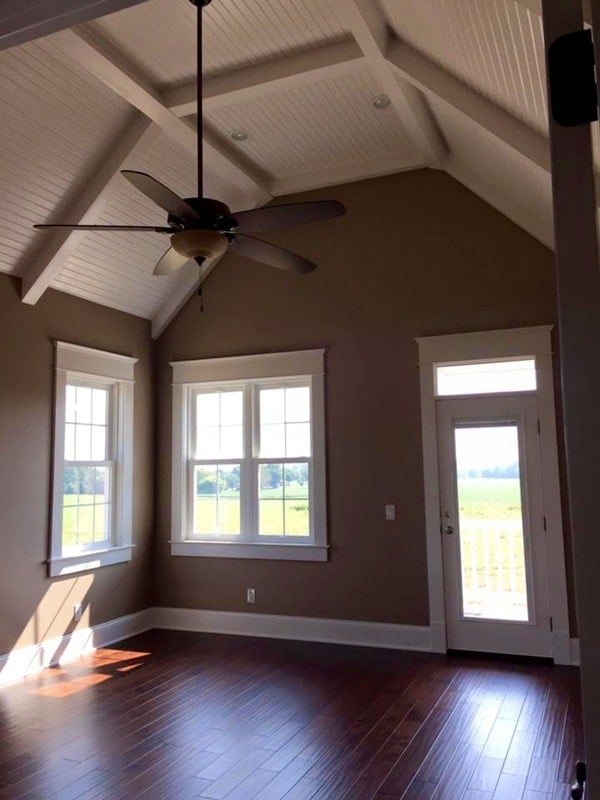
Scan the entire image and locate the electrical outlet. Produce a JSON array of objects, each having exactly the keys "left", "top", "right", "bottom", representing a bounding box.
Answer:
[
  {"left": 246, "top": 588, "right": 256, "bottom": 604},
  {"left": 385, "top": 504, "right": 396, "bottom": 521},
  {"left": 73, "top": 603, "right": 83, "bottom": 622}
]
